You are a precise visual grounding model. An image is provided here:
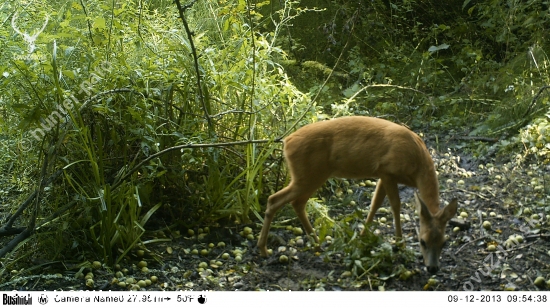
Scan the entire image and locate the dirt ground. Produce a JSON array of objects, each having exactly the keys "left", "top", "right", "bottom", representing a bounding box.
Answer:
[{"left": 2, "top": 137, "right": 550, "bottom": 291}]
